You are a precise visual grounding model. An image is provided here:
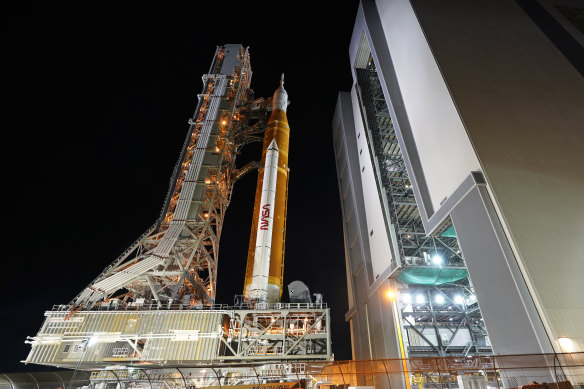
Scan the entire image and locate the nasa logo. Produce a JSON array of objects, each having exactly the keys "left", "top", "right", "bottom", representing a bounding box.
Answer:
[{"left": 260, "top": 204, "right": 271, "bottom": 230}]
